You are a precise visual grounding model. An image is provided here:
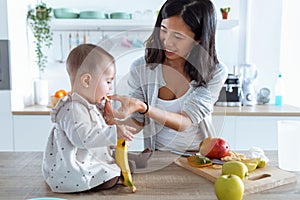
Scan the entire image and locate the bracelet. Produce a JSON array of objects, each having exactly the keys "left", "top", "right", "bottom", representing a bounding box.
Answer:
[{"left": 139, "top": 102, "right": 149, "bottom": 114}]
